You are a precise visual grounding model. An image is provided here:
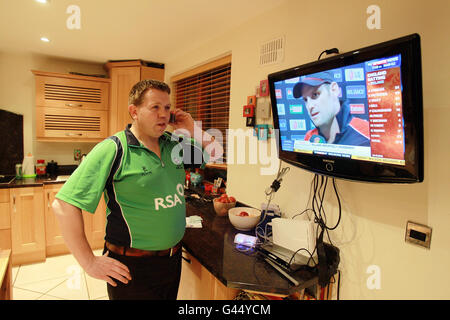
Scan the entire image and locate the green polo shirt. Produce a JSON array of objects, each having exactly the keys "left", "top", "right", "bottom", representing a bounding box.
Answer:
[{"left": 56, "top": 126, "right": 203, "bottom": 250}]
